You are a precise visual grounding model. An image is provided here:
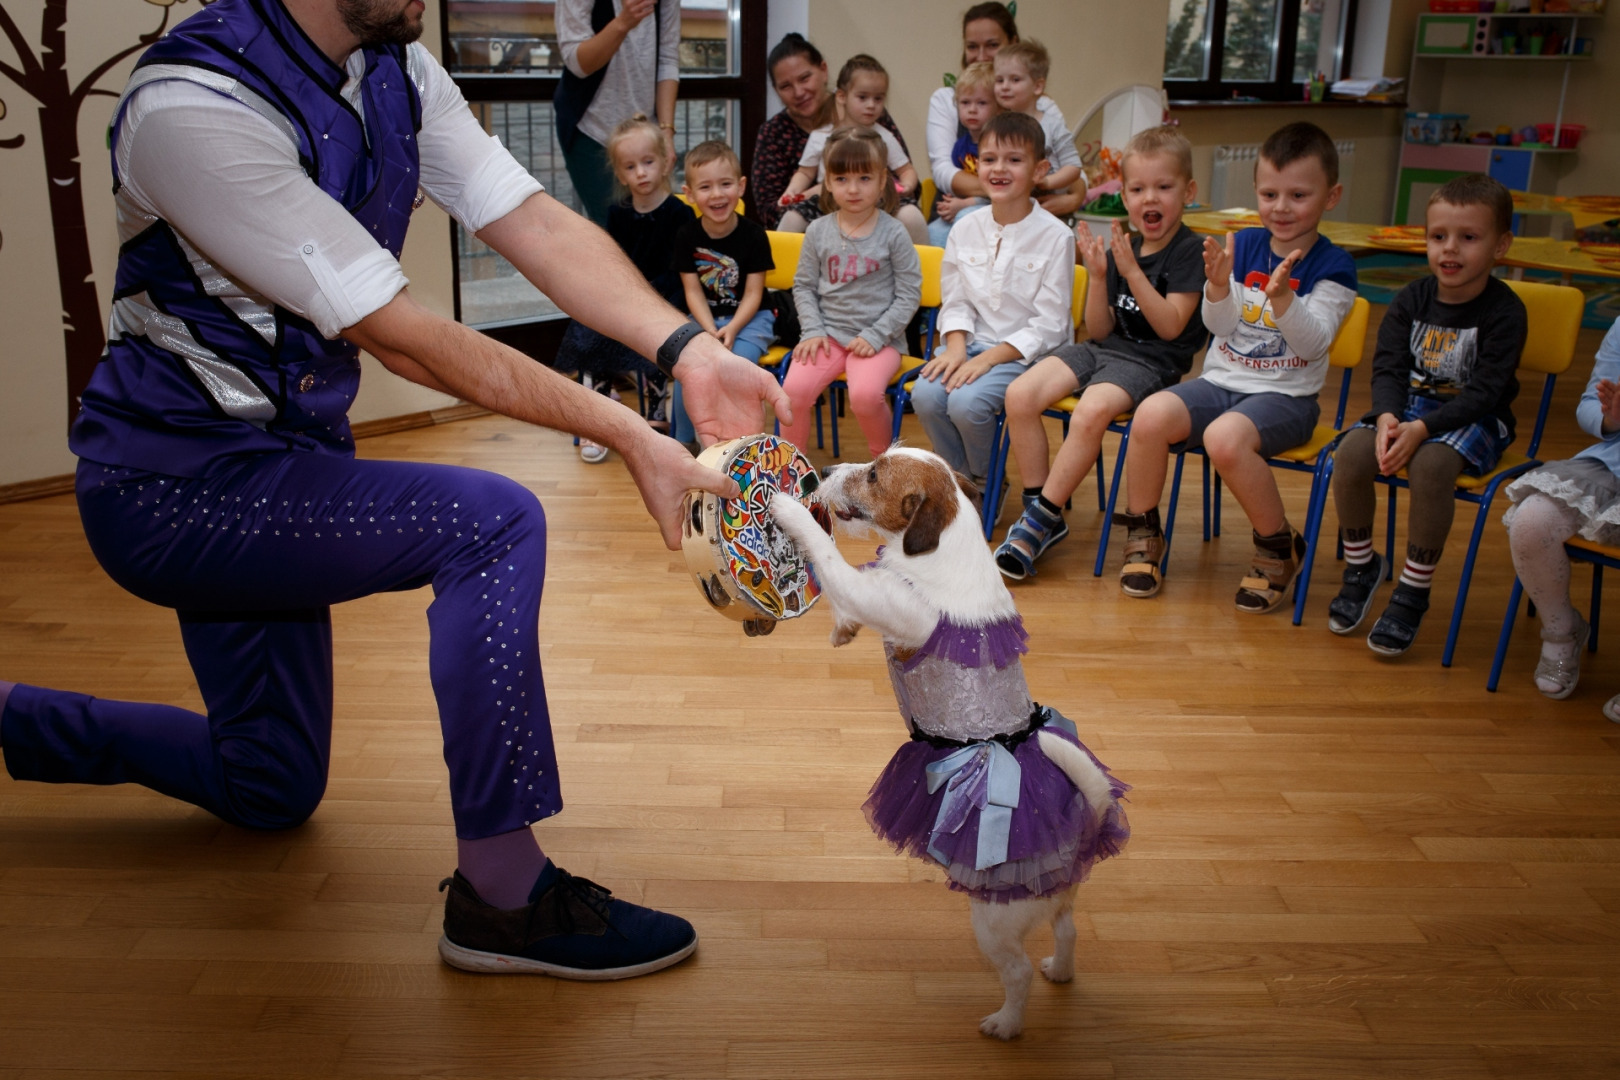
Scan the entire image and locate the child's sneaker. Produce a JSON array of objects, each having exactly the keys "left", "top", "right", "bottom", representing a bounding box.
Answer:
[
  {"left": 1366, "top": 583, "right": 1431, "bottom": 656},
  {"left": 1328, "top": 552, "right": 1386, "bottom": 635},
  {"left": 437, "top": 864, "right": 697, "bottom": 981},
  {"left": 579, "top": 439, "right": 610, "bottom": 464},
  {"left": 995, "top": 500, "right": 1068, "bottom": 580},
  {"left": 1117, "top": 508, "right": 1165, "bottom": 598},
  {"left": 1235, "top": 527, "right": 1306, "bottom": 614}
]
